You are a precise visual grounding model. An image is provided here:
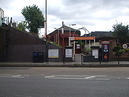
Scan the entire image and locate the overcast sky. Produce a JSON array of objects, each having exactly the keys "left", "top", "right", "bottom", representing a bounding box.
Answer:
[{"left": 1, "top": 0, "right": 129, "bottom": 36}]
